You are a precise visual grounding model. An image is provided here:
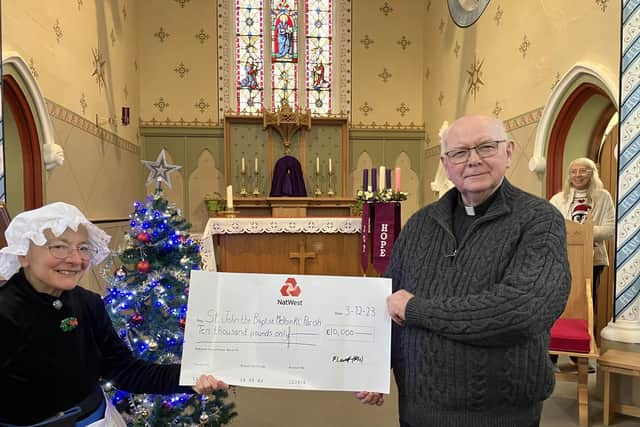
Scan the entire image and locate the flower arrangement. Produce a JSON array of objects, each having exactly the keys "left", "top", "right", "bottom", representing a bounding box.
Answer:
[{"left": 353, "top": 188, "right": 408, "bottom": 216}]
